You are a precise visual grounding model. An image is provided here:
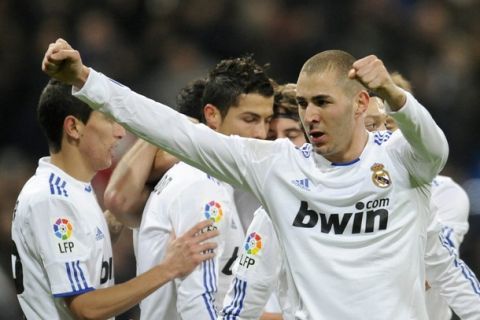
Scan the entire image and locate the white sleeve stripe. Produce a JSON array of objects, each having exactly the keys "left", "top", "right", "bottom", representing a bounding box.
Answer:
[
  {"left": 201, "top": 259, "right": 217, "bottom": 318},
  {"left": 222, "top": 277, "right": 247, "bottom": 319},
  {"left": 440, "top": 228, "right": 480, "bottom": 295}
]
